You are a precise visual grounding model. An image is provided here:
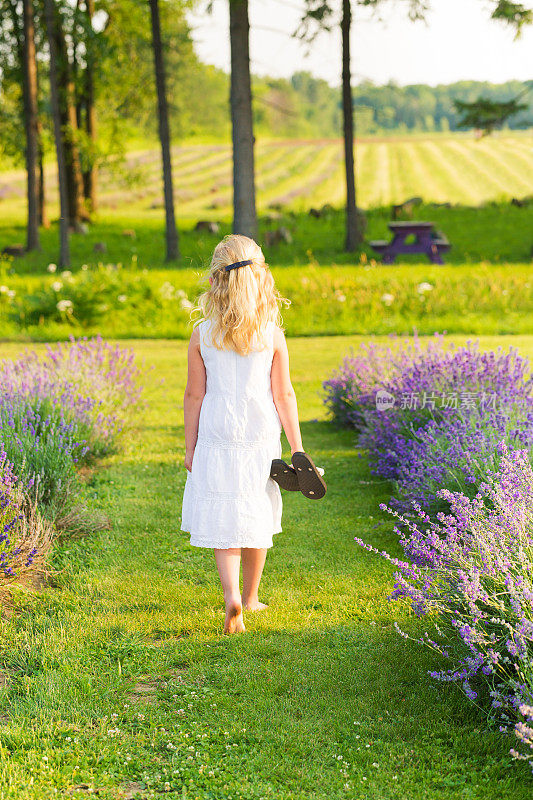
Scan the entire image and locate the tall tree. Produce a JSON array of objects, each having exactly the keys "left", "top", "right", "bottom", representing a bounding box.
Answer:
[
  {"left": 148, "top": 0, "right": 179, "bottom": 261},
  {"left": 299, "top": 0, "right": 530, "bottom": 250},
  {"left": 229, "top": 0, "right": 257, "bottom": 239},
  {"left": 22, "top": 0, "right": 40, "bottom": 250},
  {"left": 53, "top": 6, "right": 85, "bottom": 228},
  {"left": 43, "top": 0, "right": 70, "bottom": 266},
  {"left": 83, "top": 0, "right": 98, "bottom": 212},
  {"left": 5, "top": 0, "right": 41, "bottom": 250},
  {"left": 341, "top": 0, "right": 358, "bottom": 250}
]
